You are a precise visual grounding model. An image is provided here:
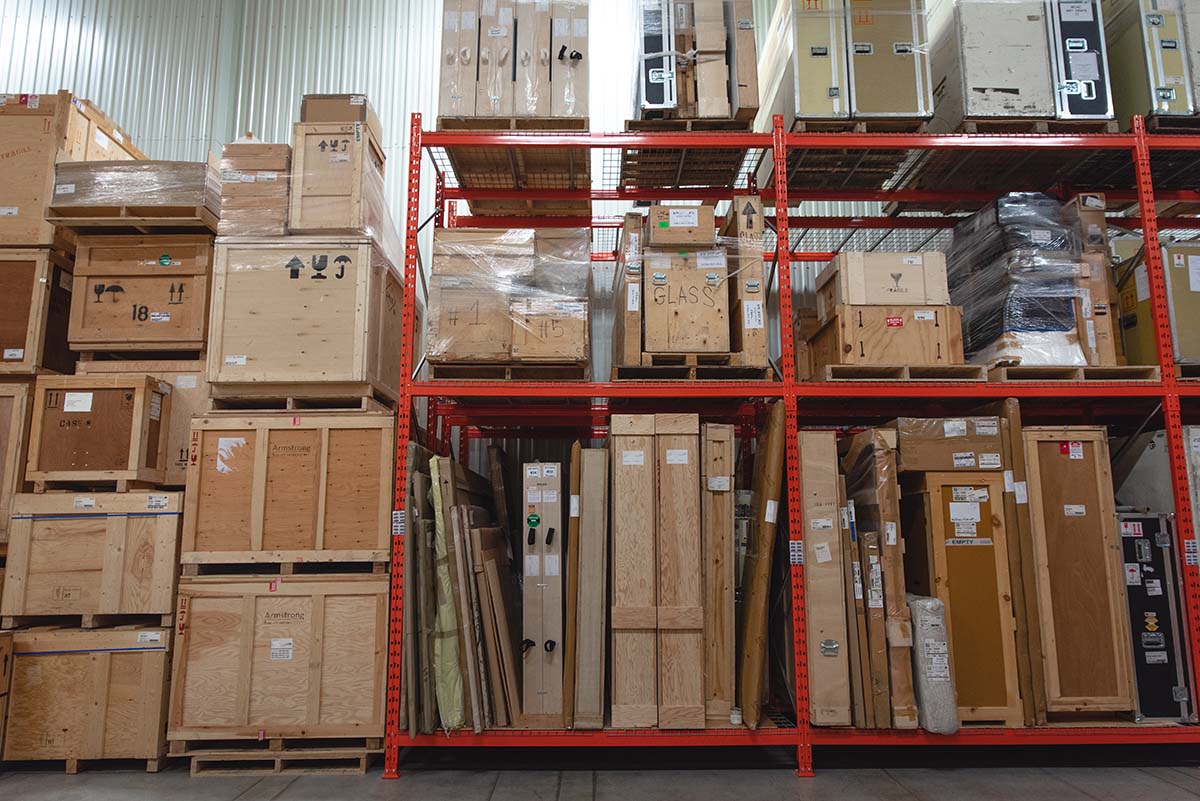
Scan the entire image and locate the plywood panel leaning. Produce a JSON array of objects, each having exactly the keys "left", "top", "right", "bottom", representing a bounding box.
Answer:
[
  {"left": 0, "top": 383, "right": 33, "bottom": 544},
  {"left": 168, "top": 575, "right": 388, "bottom": 740},
  {"left": 0, "top": 248, "right": 75, "bottom": 376},
  {"left": 573, "top": 447, "right": 608, "bottom": 730},
  {"left": 701, "top": 423, "right": 736, "bottom": 725}
]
